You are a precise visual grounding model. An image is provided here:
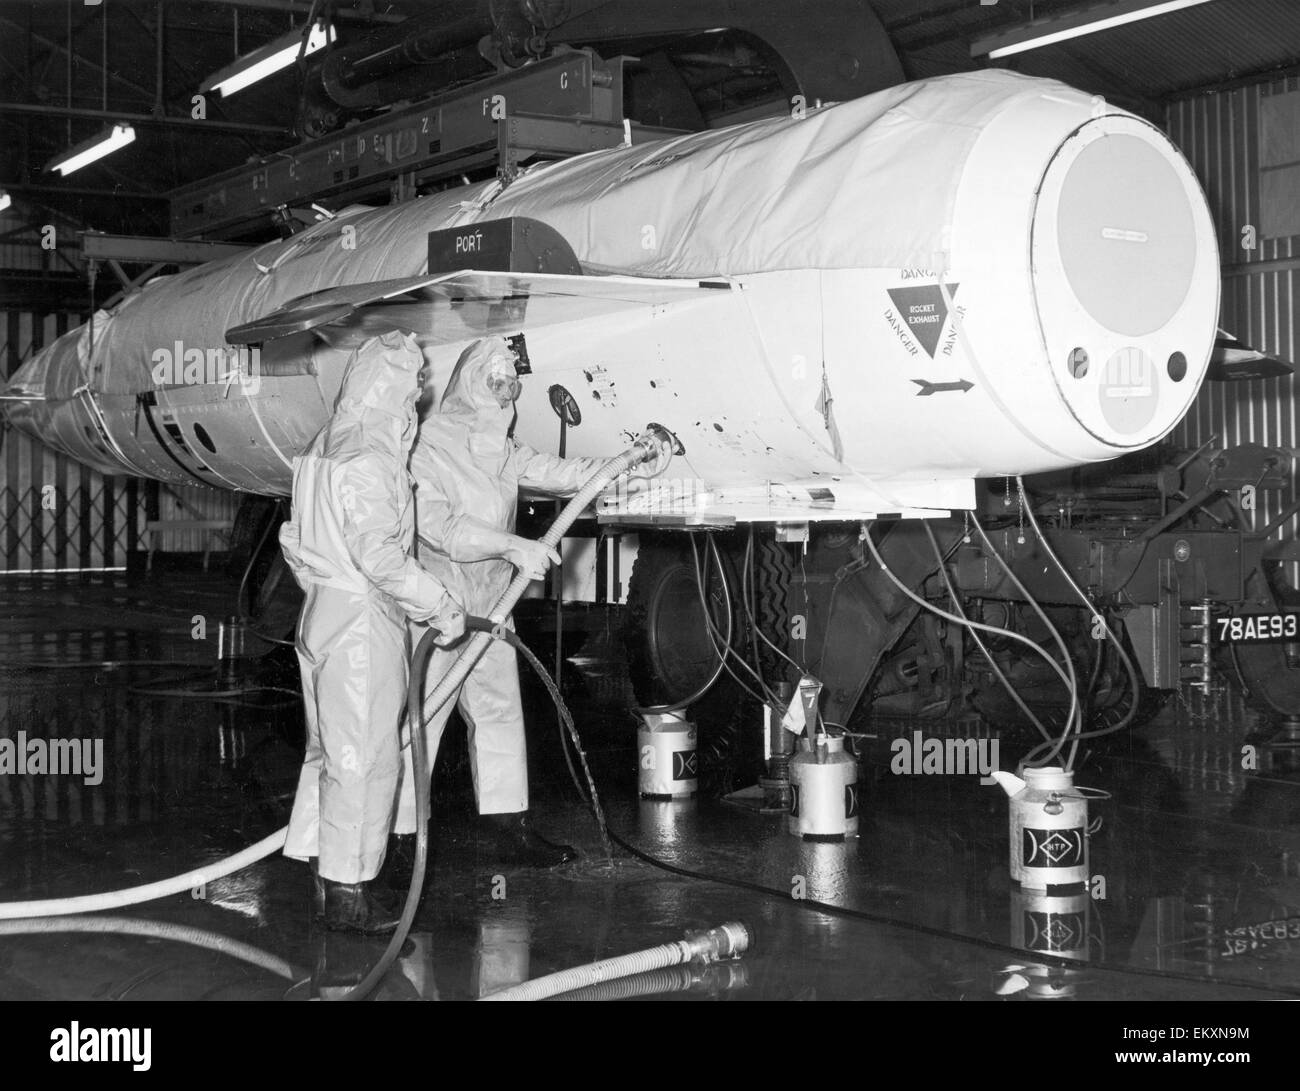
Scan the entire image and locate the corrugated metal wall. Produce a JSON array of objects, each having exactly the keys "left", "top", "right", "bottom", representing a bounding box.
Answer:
[
  {"left": 147, "top": 486, "right": 242, "bottom": 557},
  {"left": 1, "top": 309, "right": 140, "bottom": 573},
  {"left": 0, "top": 209, "right": 83, "bottom": 272},
  {"left": 1166, "top": 76, "right": 1300, "bottom": 573},
  {"left": 1, "top": 307, "right": 241, "bottom": 572}
]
